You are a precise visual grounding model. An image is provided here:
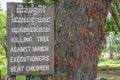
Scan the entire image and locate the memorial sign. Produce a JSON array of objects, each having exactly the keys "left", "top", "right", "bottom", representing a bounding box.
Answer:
[{"left": 7, "top": 3, "right": 54, "bottom": 75}]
